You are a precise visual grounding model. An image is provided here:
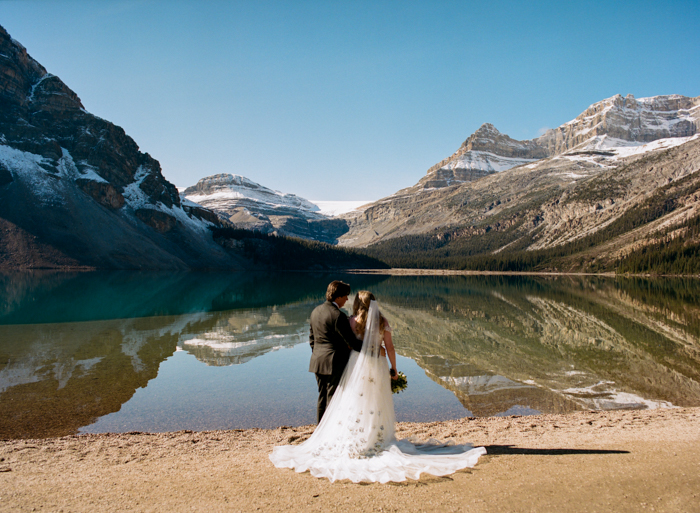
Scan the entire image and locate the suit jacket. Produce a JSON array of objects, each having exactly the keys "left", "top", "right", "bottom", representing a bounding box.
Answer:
[{"left": 309, "top": 300, "right": 363, "bottom": 376}]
